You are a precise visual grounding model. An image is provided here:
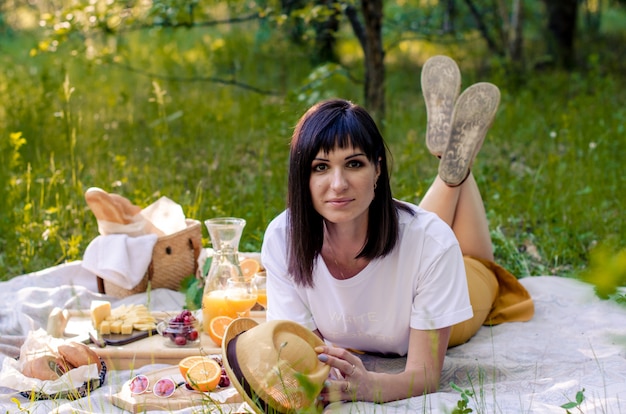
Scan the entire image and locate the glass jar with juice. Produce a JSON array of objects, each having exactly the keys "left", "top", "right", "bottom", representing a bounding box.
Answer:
[{"left": 202, "top": 218, "right": 257, "bottom": 345}]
